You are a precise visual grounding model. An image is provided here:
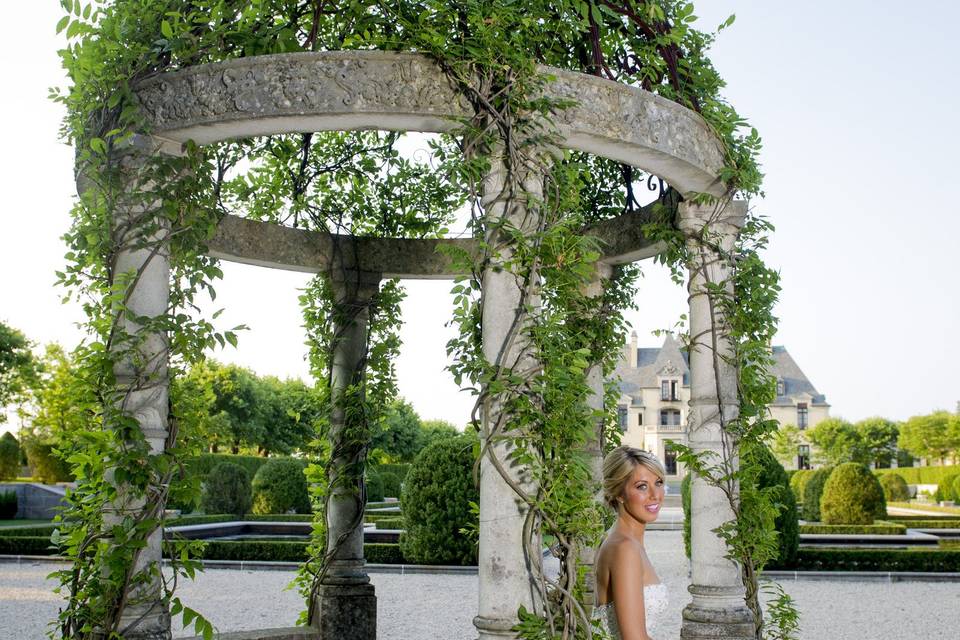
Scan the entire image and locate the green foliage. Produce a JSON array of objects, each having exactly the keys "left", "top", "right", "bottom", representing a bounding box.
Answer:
[
  {"left": 773, "top": 548, "right": 960, "bottom": 572},
  {"left": 365, "top": 471, "right": 385, "bottom": 503},
  {"left": 744, "top": 444, "right": 798, "bottom": 567},
  {"left": 400, "top": 435, "right": 478, "bottom": 565},
  {"left": 877, "top": 473, "right": 910, "bottom": 503},
  {"left": 0, "top": 432, "right": 20, "bottom": 481},
  {"left": 681, "top": 473, "right": 692, "bottom": 559},
  {"left": 251, "top": 459, "right": 311, "bottom": 515},
  {"left": 769, "top": 425, "right": 802, "bottom": 467},
  {"left": 0, "top": 491, "right": 17, "bottom": 519},
  {"left": 898, "top": 411, "right": 960, "bottom": 464},
  {"left": 374, "top": 518, "right": 404, "bottom": 530},
  {"left": 854, "top": 417, "right": 900, "bottom": 469},
  {"left": 874, "top": 464, "right": 958, "bottom": 485},
  {"left": 820, "top": 463, "right": 886, "bottom": 525},
  {"left": 200, "top": 462, "right": 252, "bottom": 518},
  {"left": 24, "top": 440, "right": 74, "bottom": 484},
  {"left": 372, "top": 400, "right": 424, "bottom": 463},
  {"left": 934, "top": 473, "right": 960, "bottom": 503},
  {"left": 806, "top": 418, "right": 863, "bottom": 466},
  {"left": 894, "top": 519, "right": 960, "bottom": 528},
  {"left": 789, "top": 469, "right": 813, "bottom": 504},
  {"left": 801, "top": 467, "right": 833, "bottom": 522},
  {"left": 799, "top": 522, "right": 904, "bottom": 535},
  {"left": 377, "top": 471, "right": 402, "bottom": 499},
  {"left": 0, "top": 321, "right": 39, "bottom": 418},
  {"left": 372, "top": 463, "right": 411, "bottom": 483}
]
